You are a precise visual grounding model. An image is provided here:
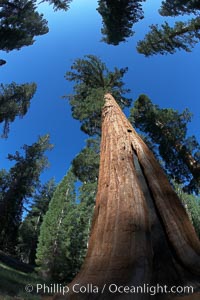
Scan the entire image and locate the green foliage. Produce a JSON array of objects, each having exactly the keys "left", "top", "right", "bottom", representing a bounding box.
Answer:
[
  {"left": 77, "top": 180, "right": 97, "bottom": 243},
  {"left": 36, "top": 168, "right": 96, "bottom": 283},
  {"left": 159, "top": 0, "right": 200, "bottom": 16},
  {"left": 17, "top": 179, "right": 56, "bottom": 265},
  {"left": 0, "top": 82, "right": 37, "bottom": 137},
  {"left": 65, "top": 54, "right": 131, "bottom": 136},
  {"left": 41, "top": 0, "right": 72, "bottom": 11},
  {"left": 72, "top": 138, "right": 100, "bottom": 183},
  {"left": 137, "top": 18, "right": 200, "bottom": 56},
  {"left": 0, "top": 0, "right": 49, "bottom": 52},
  {"left": 97, "top": 0, "right": 145, "bottom": 45},
  {"left": 0, "top": 169, "right": 10, "bottom": 196},
  {"left": 129, "top": 94, "right": 200, "bottom": 193},
  {"left": 36, "top": 170, "right": 77, "bottom": 282},
  {"left": 174, "top": 183, "right": 200, "bottom": 238},
  {"left": 0, "top": 135, "right": 53, "bottom": 254}
]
